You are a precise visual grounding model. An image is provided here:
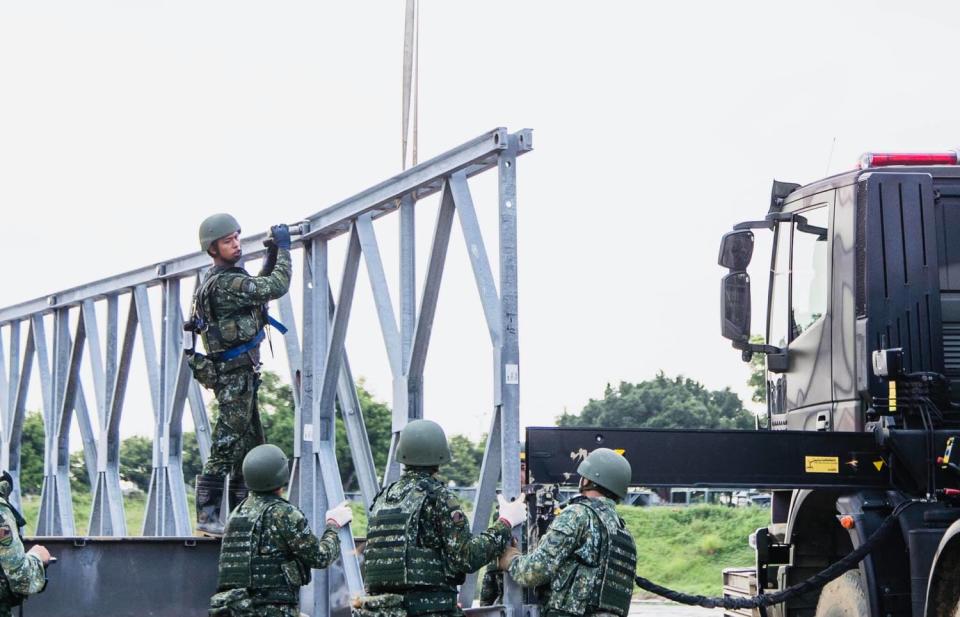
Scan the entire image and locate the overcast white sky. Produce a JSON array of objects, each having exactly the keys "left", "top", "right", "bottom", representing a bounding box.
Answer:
[{"left": 2, "top": 1, "right": 959, "bottom": 447}]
